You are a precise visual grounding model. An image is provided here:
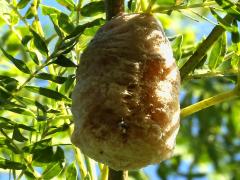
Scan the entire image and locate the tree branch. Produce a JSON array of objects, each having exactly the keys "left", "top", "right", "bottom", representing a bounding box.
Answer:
[
  {"left": 104, "top": 1, "right": 127, "bottom": 180},
  {"left": 105, "top": 0, "right": 124, "bottom": 20},
  {"left": 181, "top": 88, "right": 239, "bottom": 118},
  {"left": 108, "top": 169, "right": 128, "bottom": 180},
  {"left": 180, "top": 14, "right": 234, "bottom": 81}
]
